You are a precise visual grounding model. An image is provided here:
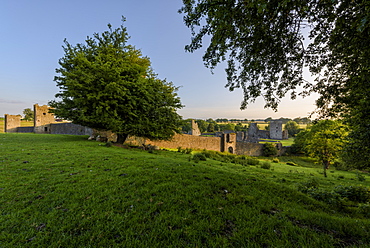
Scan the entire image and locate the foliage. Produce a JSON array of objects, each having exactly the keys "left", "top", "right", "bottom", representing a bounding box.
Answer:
[
  {"left": 49, "top": 19, "right": 183, "bottom": 143},
  {"left": 195, "top": 119, "right": 208, "bottom": 133},
  {"left": 181, "top": 119, "right": 192, "bottom": 133},
  {"left": 334, "top": 185, "right": 370, "bottom": 204},
  {"left": 342, "top": 103, "right": 370, "bottom": 169},
  {"left": 304, "top": 120, "right": 347, "bottom": 177},
  {"left": 234, "top": 123, "right": 247, "bottom": 131},
  {"left": 263, "top": 143, "right": 278, "bottom": 157},
  {"left": 297, "top": 178, "right": 320, "bottom": 194},
  {"left": 179, "top": 0, "right": 370, "bottom": 169},
  {"left": 290, "top": 129, "right": 309, "bottom": 154},
  {"left": 223, "top": 123, "right": 235, "bottom": 131},
  {"left": 192, "top": 152, "right": 207, "bottom": 162},
  {"left": 207, "top": 122, "right": 215, "bottom": 132},
  {"left": 260, "top": 161, "right": 271, "bottom": 170},
  {"left": 177, "top": 147, "right": 193, "bottom": 154},
  {"left": 22, "top": 108, "right": 34, "bottom": 121},
  {"left": 272, "top": 158, "right": 279, "bottom": 163},
  {"left": 284, "top": 120, "right": 300, "bottom": 137},
  {"left": 286, "top": 162, "right": 298, "bottom": 166},
  {"left": 293, "top": 117, "right": 311, "bottom": 125}
]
